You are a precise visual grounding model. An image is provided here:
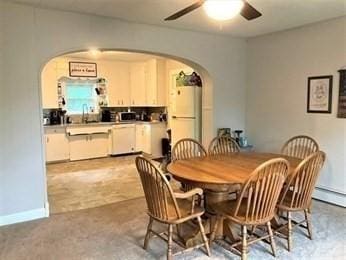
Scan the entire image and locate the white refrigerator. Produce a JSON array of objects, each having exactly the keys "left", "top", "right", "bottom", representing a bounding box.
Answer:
[{"left": 170, "top": 86, "right": 202, "bottom": 146}]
